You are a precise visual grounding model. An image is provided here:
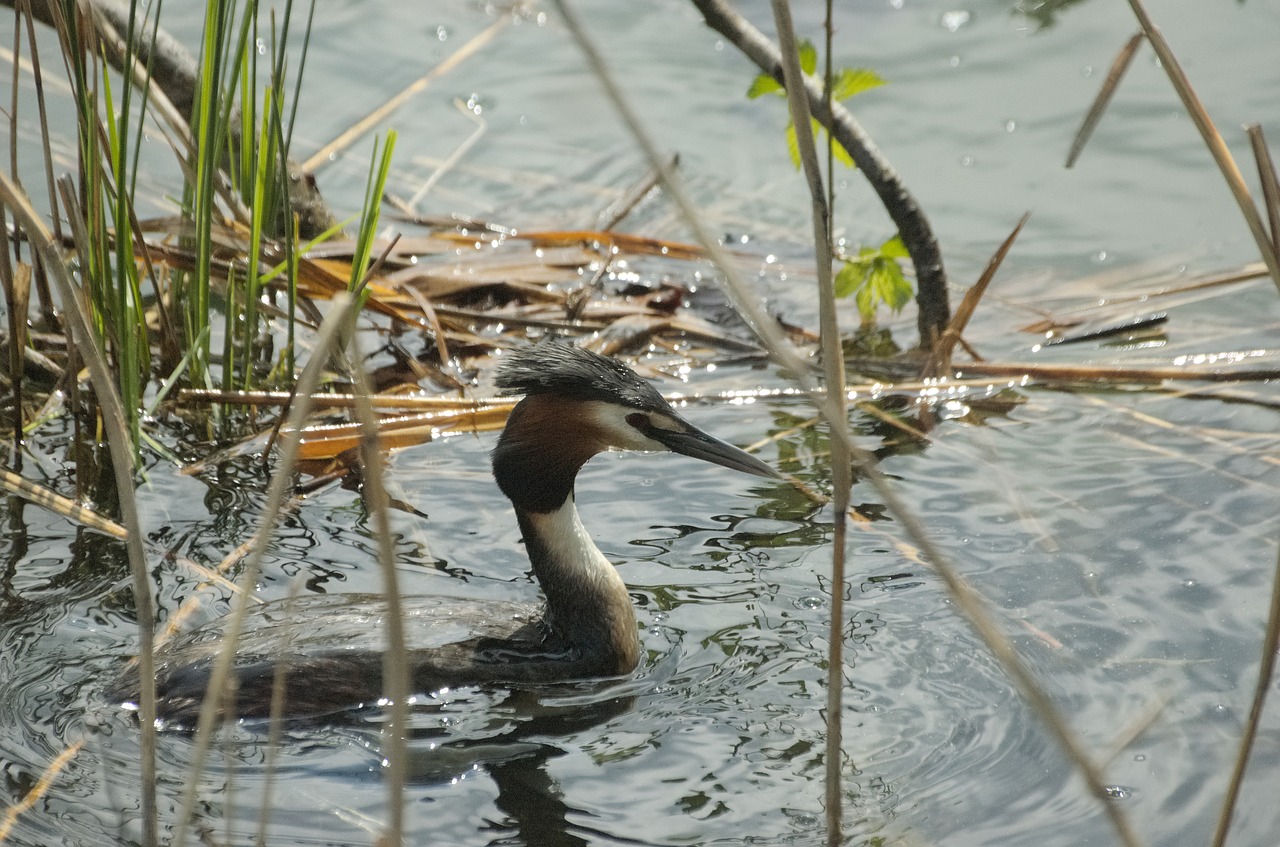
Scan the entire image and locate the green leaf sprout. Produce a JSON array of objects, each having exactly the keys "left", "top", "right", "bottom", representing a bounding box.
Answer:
[
  {"left": 834, "top": 235, "right": 914, "bottom": 325},
  {"left": 746, "top": 39, "right": 885, "bottom": 170}
]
